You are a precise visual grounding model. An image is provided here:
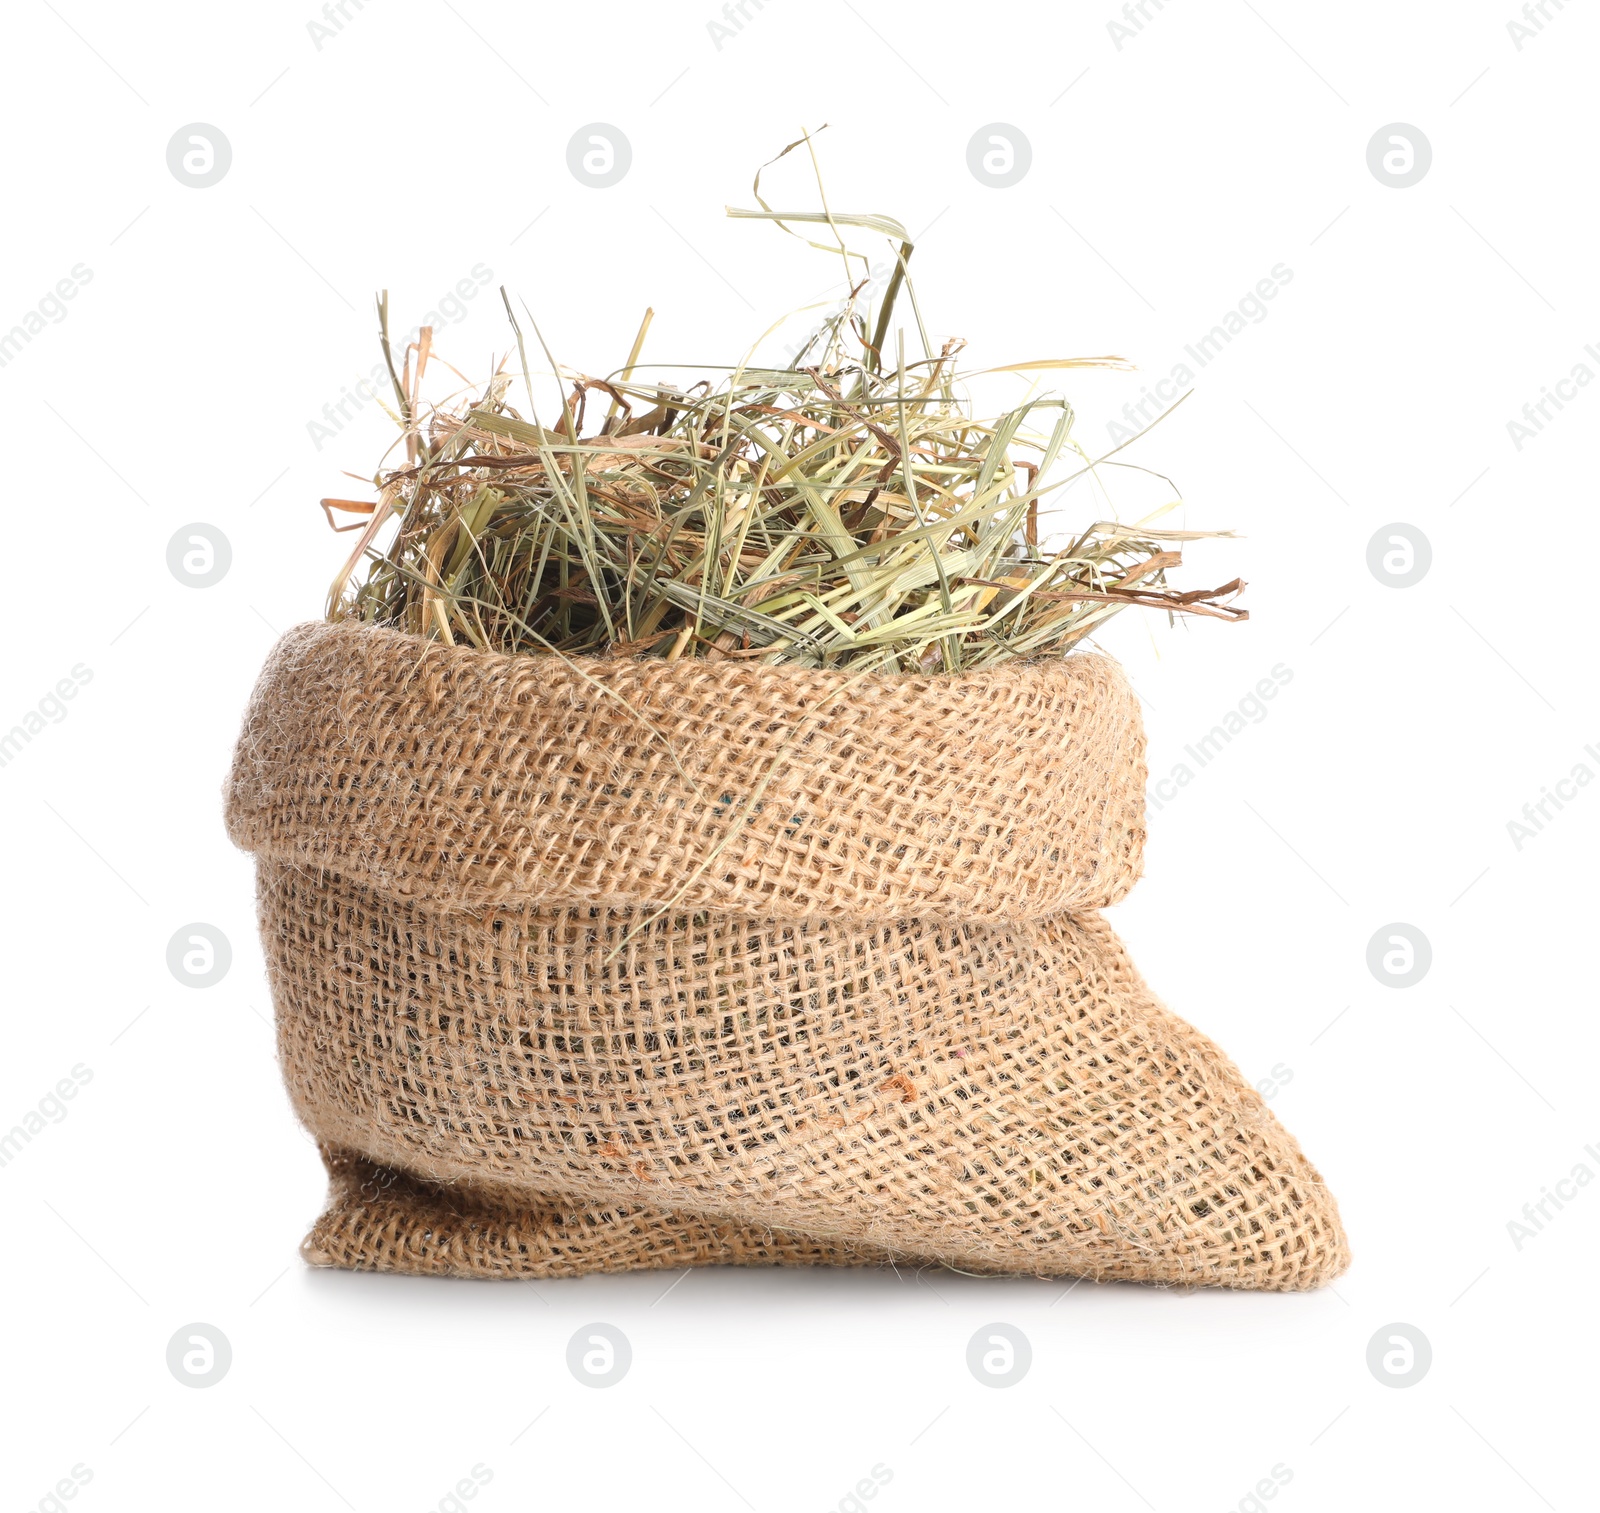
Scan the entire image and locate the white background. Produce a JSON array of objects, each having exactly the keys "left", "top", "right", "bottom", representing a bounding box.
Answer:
[{"left": 2, "top": 2, "right": 1596, "bottom": 1509}]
